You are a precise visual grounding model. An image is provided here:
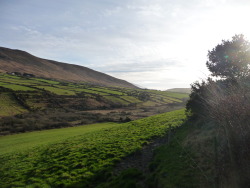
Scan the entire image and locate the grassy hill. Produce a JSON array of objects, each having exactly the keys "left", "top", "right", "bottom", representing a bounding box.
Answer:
[
  {"left": 0, "top": 47, "right": 136, "bottom": 88},
  {"left": 0, "top": 73, "right": 188, "bottom": 135},
  {"left": 0, "top": 109, "right": 185, "bottom": 187},
  {"left": 166, "top": 88, "right": 191, "bottom": 94}
]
